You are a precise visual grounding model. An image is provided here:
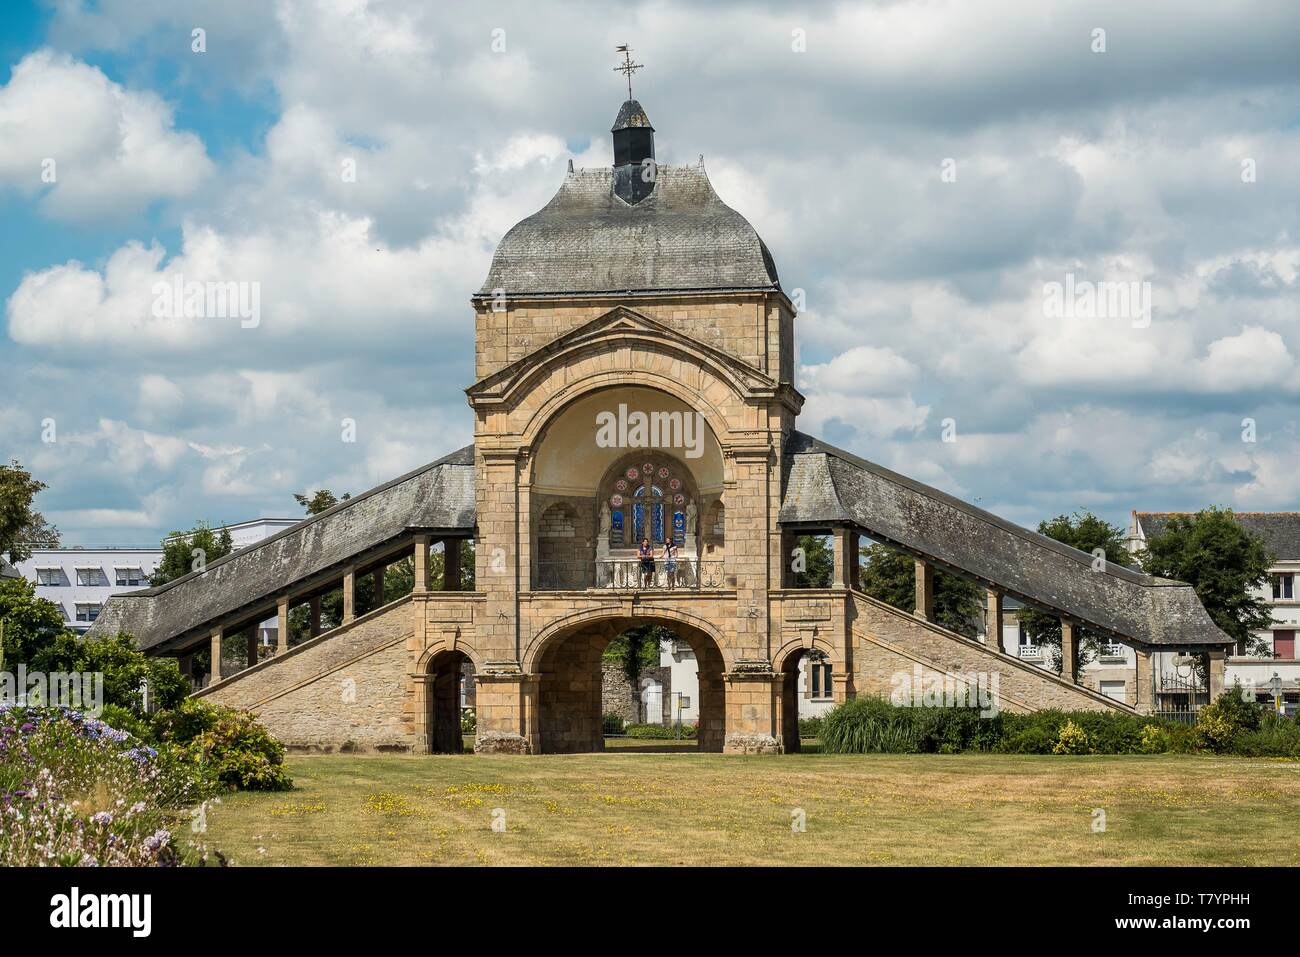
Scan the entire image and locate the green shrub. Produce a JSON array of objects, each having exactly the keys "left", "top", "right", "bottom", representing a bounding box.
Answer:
[
  {"left": 188, "top": 710, "right": 293, "bottom": 791},
  {"left": 797, "top": 715, "right": 824, "bottom": 739},
  {"left": 624, "top": 723, "right": 697, "bottom": 739},
  {"left": 152, "top": 699, "right": 292, "bottom": 791},
  {"left": 460, "top": 708, "right": 476, "bottom": 734},
  {"left": 1195, "top": 689, "right": 1265, "bottom": 753},
  {"left": 820, "top": 698, "right": 921, "bottom": 753},
  {"left": 1231, "top": 711, "right": 1300, "bottom": 758},
  {"left": 1053, "top": 720, "right": 1092, "bottom": 754}
]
